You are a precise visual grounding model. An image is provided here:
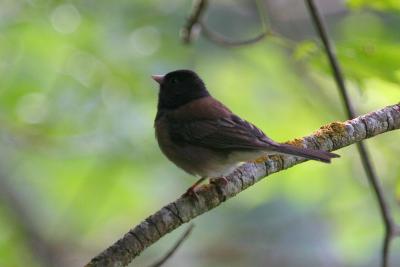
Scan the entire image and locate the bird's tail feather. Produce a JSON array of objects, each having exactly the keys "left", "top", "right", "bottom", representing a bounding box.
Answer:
[{"left": 271, "top": 143, "right": 339, "bottom": 163}]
